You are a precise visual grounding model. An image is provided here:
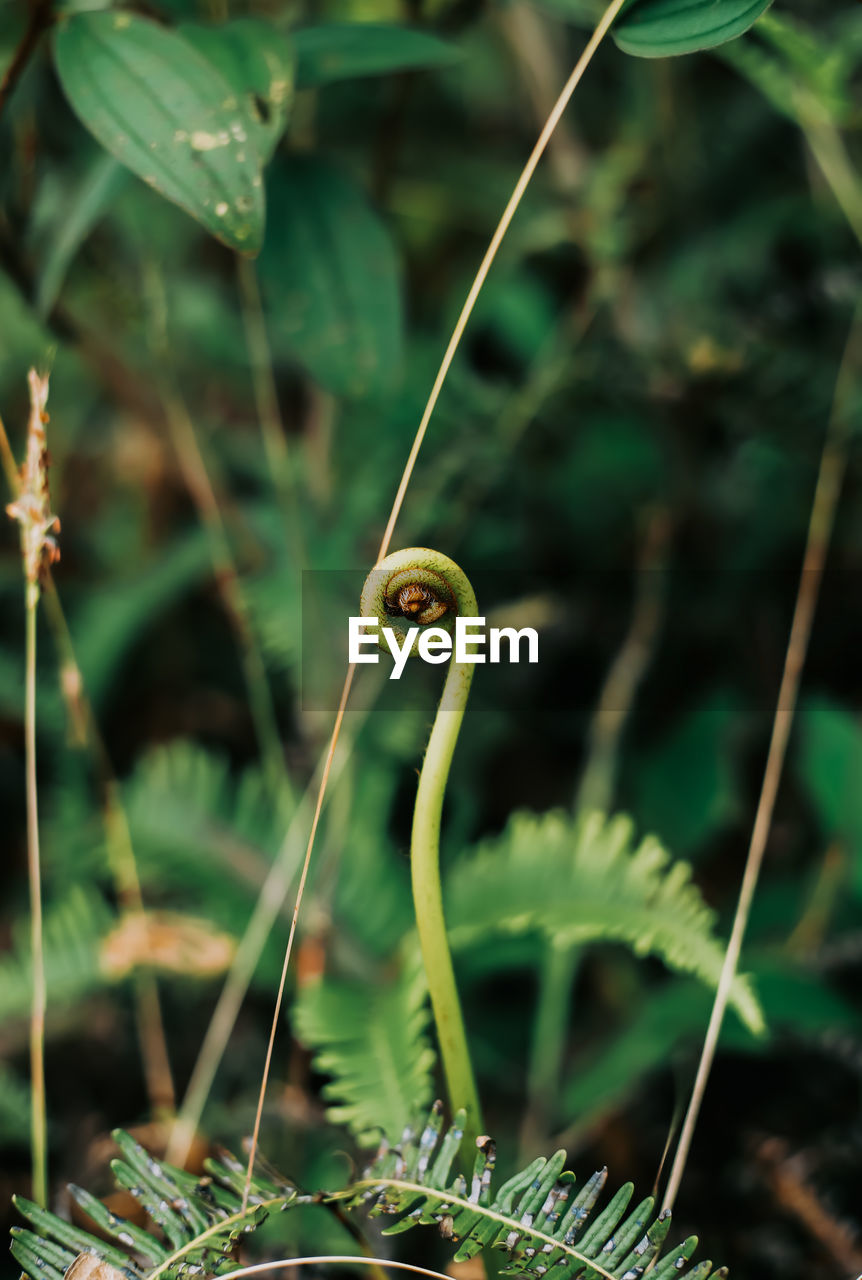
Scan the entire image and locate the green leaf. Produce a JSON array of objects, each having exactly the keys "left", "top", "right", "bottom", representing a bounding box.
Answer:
[
  {"left": 178, "top": 19, "right": 294, "bottom": 162},
  {"left": 631, "top": 691, "right": 741, "bottom": 857},
  {"left": 293, "top": 22, "right": 458, "bottom": 89},
  {"left": 562, "top": 963, "right": 862, "bottom": 1130},
  {"left": 53, "top": 11, "right": 265, "bottom": 253},
  {"left": 262, "top": 155, "right": 403, "bottom": 398},
  {"left": 613, "top": 0, "right": 774, "bottom": 57},
  {"left": 293, "top": 961, "right": 435, "bottom": 1146},
  {"left": 446, "top": 809, "right": 764, "bottom": 1033},
  {"left": 35, "top": 153, "right": 127, "bottom": 317},
  {"left": 798, "top": 697, "right": 862, "bottom": 895}
]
